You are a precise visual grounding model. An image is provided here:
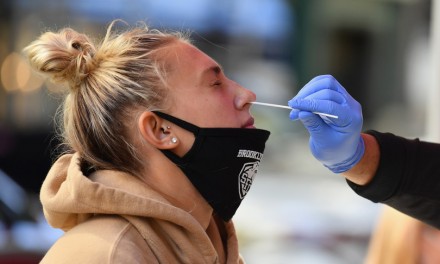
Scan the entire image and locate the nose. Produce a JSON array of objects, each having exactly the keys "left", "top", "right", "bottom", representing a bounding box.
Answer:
[{"left": 234, "top": 83, "right": 256, "bottom": 110}]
